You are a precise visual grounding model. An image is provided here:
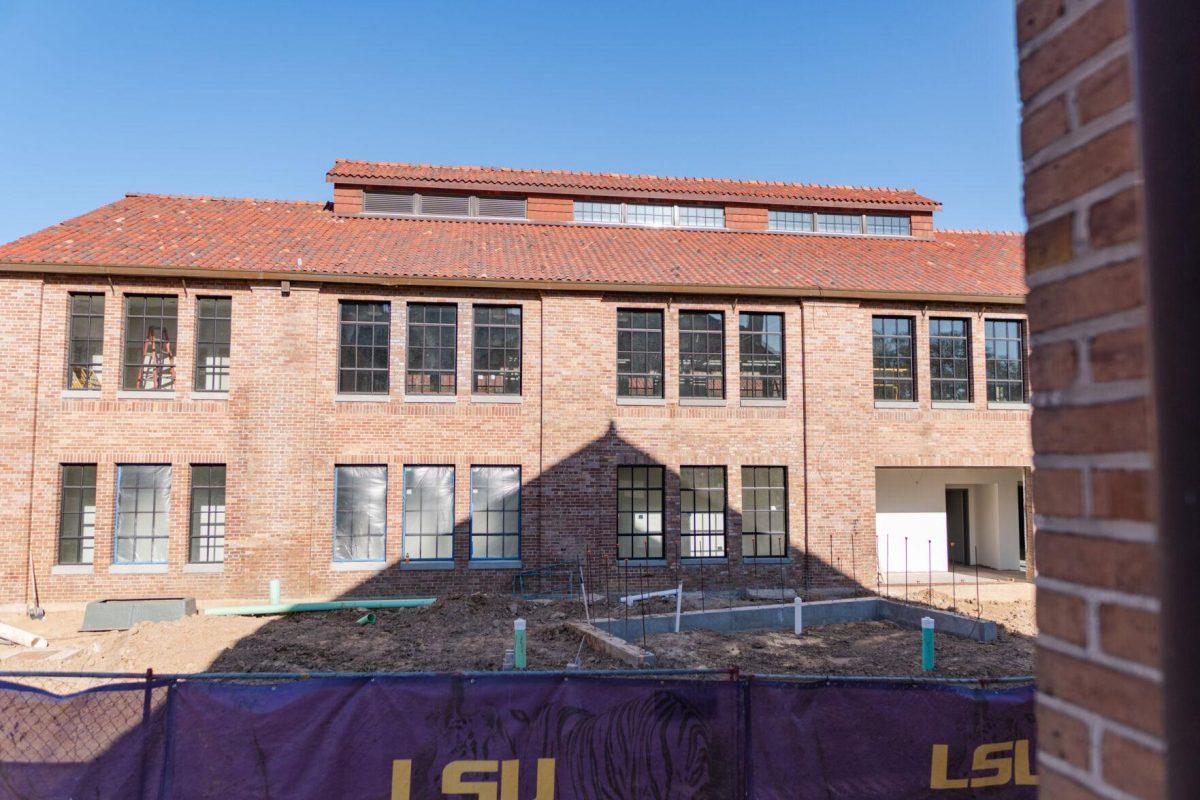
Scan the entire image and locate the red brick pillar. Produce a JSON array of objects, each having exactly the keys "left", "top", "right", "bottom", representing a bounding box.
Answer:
[{"left": 1018, "top": 0, "right": 1164, "bottom": 797}]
